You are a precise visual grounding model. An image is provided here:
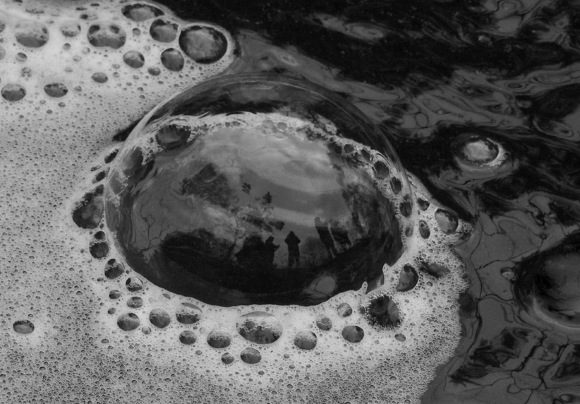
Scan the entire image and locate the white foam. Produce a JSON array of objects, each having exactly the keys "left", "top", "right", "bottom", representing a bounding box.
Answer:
[{"left": 0, "top": 1, "right": 470, "bottom": 403}]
